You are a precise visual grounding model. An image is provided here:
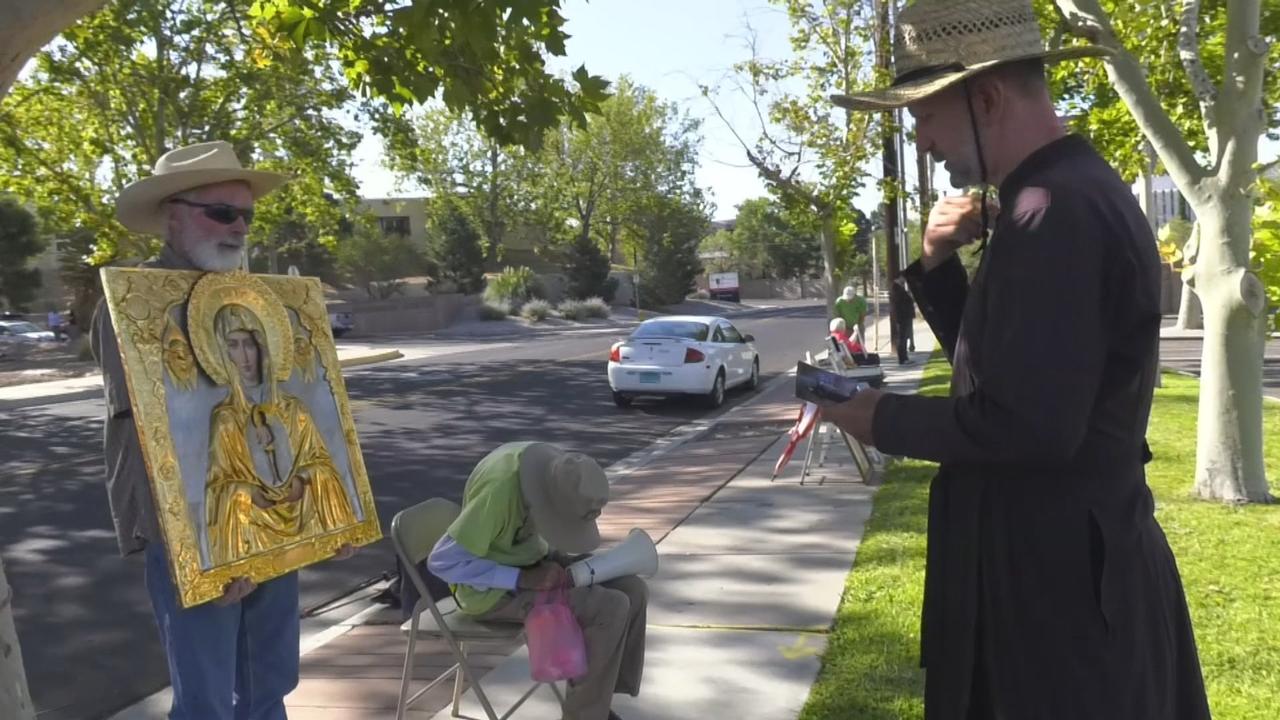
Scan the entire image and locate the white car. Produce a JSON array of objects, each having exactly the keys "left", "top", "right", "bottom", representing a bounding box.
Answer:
[
  {"left": 608, "top": 315, "right": 760, "bottom": 408},
  {"left": 0, "top": 320, "right": 56, "bottom": 343}
]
